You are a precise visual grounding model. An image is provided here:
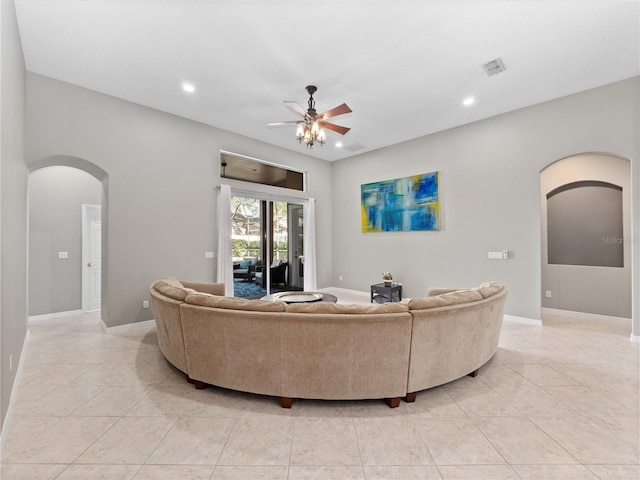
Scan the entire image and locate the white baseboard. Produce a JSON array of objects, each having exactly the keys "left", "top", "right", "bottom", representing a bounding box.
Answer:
[
  {"left": 503, "top": 314, "right": 542, "bottom": 326},
  {"left": 102, "top": 318, "right": 155, "bottom": 334},
  {"left": 630, "top": 334, "right": 639, "bottom": 343},
  {"left": 1, "top": 330, "right": 31, "bottom": 456},
  {"left": 541, "top": 307, "right": 631, "bottom": 323},
  {"left": 28, "top": 309, "right": 154, "bottom": 335},
  {"left": 28, "top": 309, "right": 82, "bottom": 323},
  {"left": 320, "top": 286, "right": 369, "bottom": 297}
]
